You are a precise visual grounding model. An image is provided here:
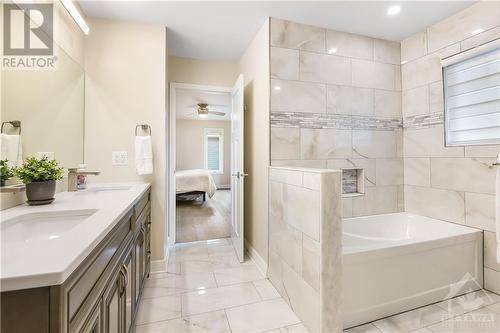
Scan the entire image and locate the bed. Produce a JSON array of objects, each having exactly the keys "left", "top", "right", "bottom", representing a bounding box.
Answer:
[{"left": 175, "top": 169, "right": 217, "bottom": 201}]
